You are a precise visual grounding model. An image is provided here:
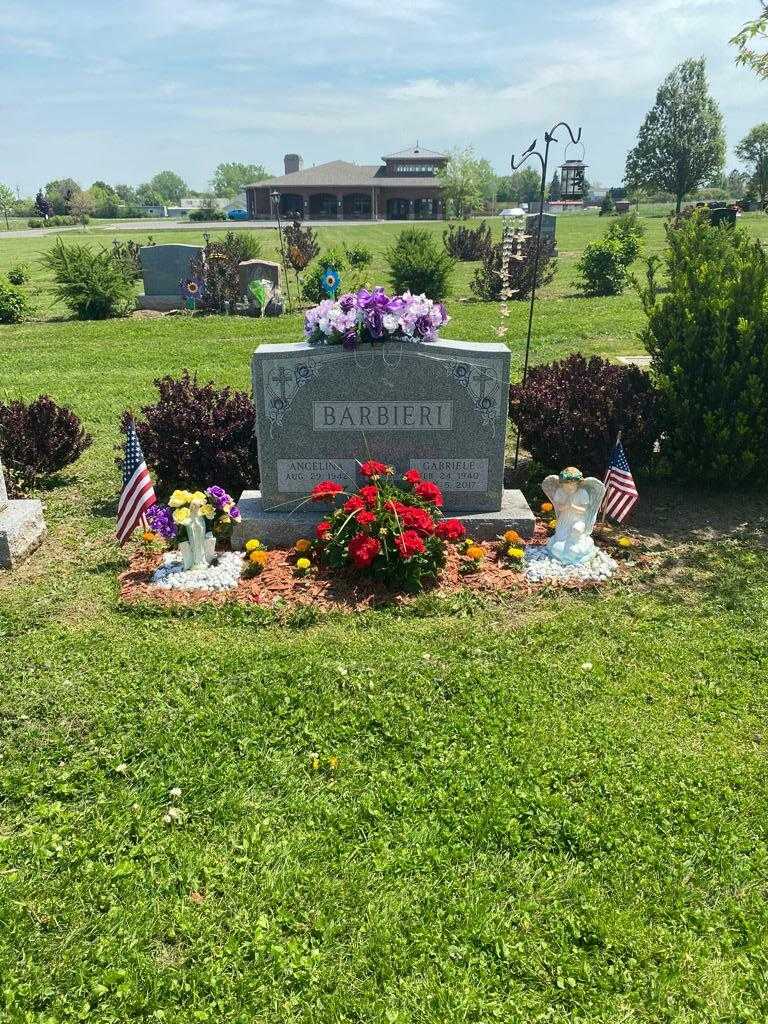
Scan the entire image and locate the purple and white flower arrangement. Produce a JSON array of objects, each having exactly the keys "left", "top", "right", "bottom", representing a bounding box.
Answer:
[{"left": 304, "top": 287, "right": 449, "bottom": 350}]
